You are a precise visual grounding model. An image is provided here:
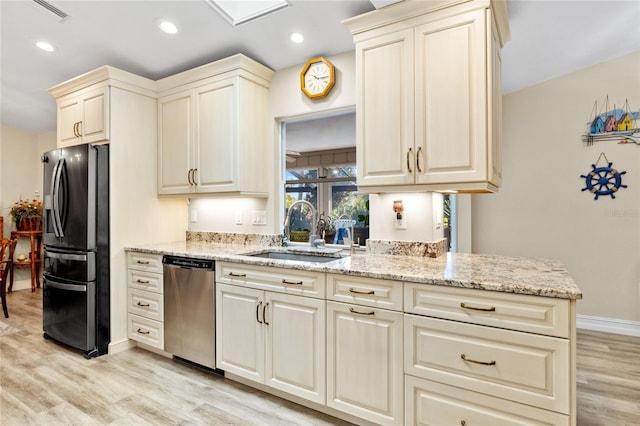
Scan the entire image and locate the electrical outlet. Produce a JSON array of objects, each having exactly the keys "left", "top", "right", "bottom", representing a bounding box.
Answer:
[
  {"left": 395, "top": 216, "right": 407, "bottom": 230},
  {"left": 190, "top": 209, "right": 198, "bottom": 223},
  {"left": 235, "top": 210, "right": 243, "bottom": 225}
]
